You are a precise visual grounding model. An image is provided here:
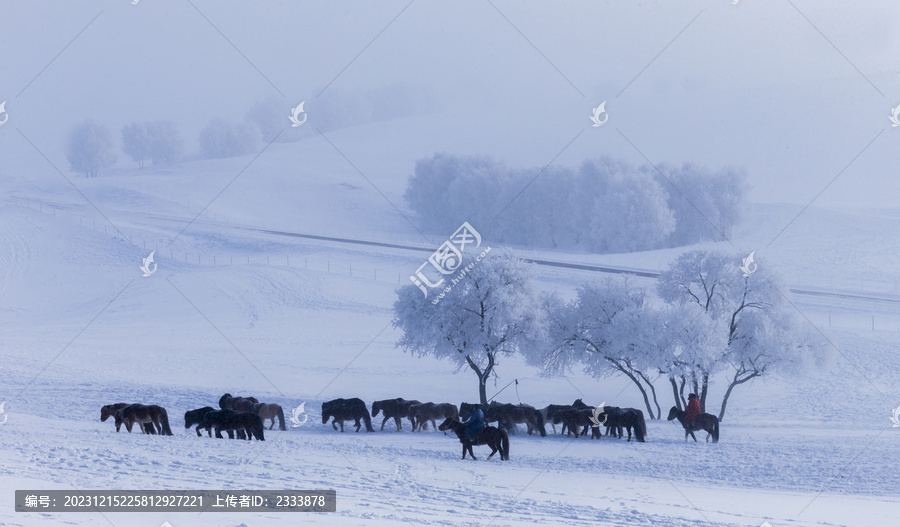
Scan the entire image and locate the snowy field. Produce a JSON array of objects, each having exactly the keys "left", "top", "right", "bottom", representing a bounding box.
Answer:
[{"left": 2, "top": 137, "right": 900, "bottom": 526}]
